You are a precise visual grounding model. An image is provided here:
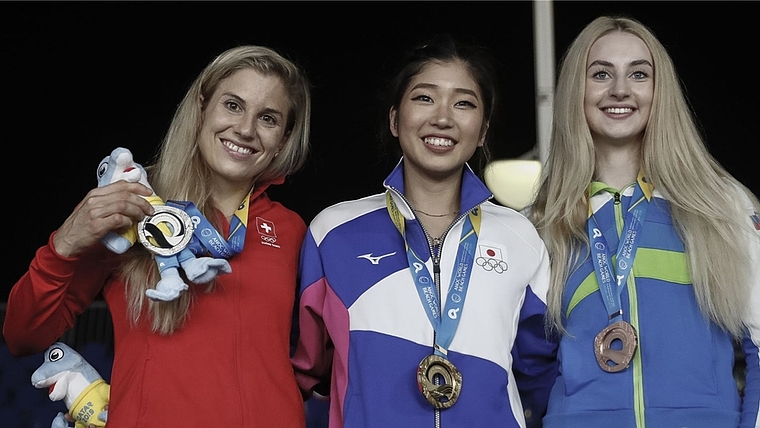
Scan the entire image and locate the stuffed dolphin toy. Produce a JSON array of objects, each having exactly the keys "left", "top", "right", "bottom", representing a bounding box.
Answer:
[{"left": 31, "top": 342, "right": 109, "bottom": 428}]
